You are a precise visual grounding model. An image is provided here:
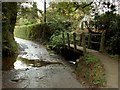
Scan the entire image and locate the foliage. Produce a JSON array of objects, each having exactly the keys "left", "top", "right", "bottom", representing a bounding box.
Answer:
[
  {"left": 14, "top": 2, "right": 49, "bottom": 43},
  {"left": 87, "top": 1, "right": 120, "bottom": 55},
  {"left": 50, "top": 33, "right": 63, "bottom": 46},
  {"left": 47, "top": 13, "right": 68, "bottom": 33},
  {"left": 47, "top": 5, "right": 72, "bottom": 45},
  {"left": 49, "top": 2, "right": 91, "bottom": 21},
  {"left": 95, "top": 12, "right": 120, "bottom": 55},
  {"left": 104, "top": 14, "right": 120, "bottom": 55},
  {"left": 50, "top": 31, "right": 72, "bottom": 46},
  {"left": 85, "top": 54, "right": 99, "bottom": 64},
  {"left": 16, "top": 2, "right": 41, "bottom": 26},
  {"left": 47, "top": 2, "right": 92, "bottom": 46}
]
